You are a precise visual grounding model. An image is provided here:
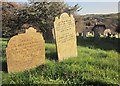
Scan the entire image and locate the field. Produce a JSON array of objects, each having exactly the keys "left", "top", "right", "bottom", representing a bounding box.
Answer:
[{"left": 1, "top": 37, "right": 120, "bottom": 85}]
